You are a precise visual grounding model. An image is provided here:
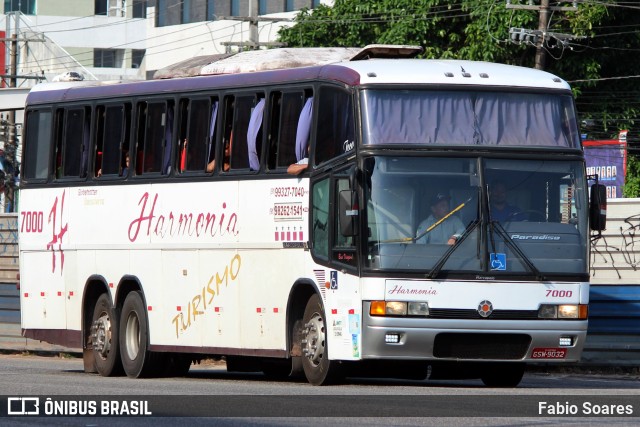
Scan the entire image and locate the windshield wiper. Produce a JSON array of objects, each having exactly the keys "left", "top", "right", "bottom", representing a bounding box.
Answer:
[
  {"left": 426, "top": 219, "right": 480, "bottom": 279},
  {"left": 490, "top": 220, "right": 546, "bottom": 281}
]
